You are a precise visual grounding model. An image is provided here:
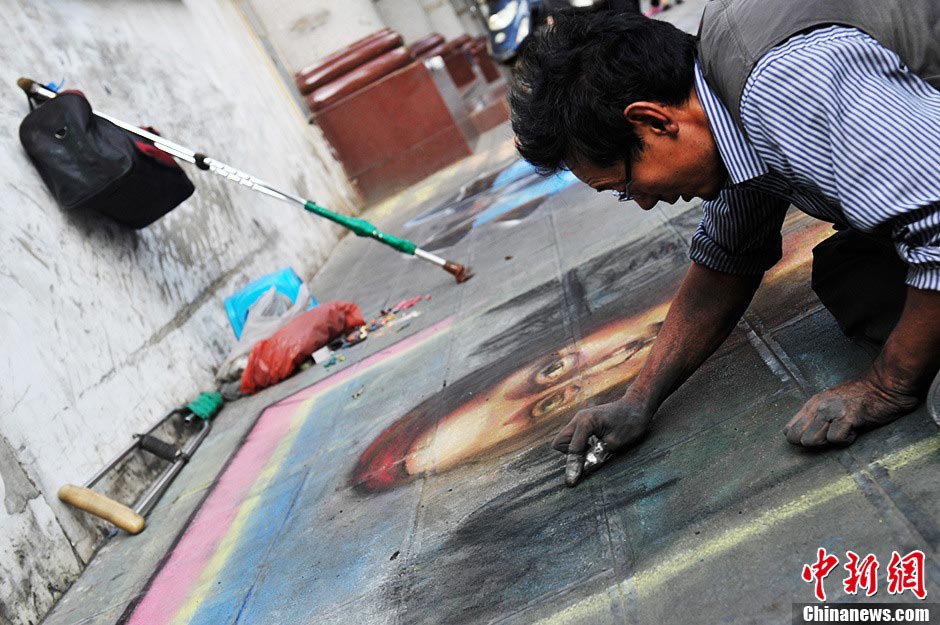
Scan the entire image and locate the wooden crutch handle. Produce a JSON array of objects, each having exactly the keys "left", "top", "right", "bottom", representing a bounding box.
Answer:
[{"left": 58, "top": 484, "right": 145, "bottom": 534}]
